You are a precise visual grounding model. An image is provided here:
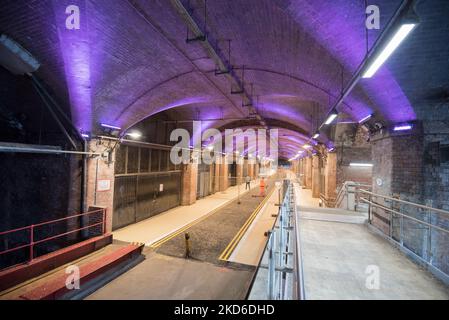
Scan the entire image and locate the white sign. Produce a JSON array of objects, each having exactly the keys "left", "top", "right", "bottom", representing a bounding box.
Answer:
[
  {"left": 159, "top": 184, "right": 164, "bottom": 192},
  {"left": 97, "top": 179, "right": 111, "bottom": 192}
]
